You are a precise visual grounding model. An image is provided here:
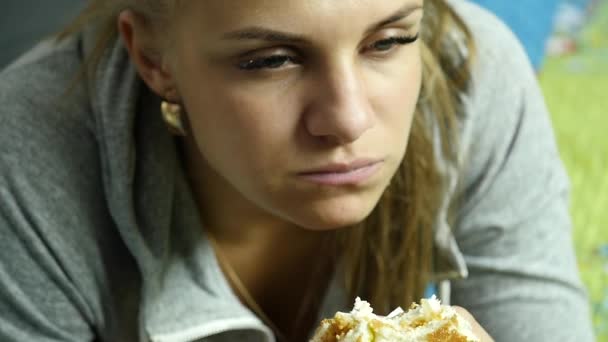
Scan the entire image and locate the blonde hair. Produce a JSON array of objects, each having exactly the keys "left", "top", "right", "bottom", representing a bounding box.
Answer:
[
  {"left": 342, "top": 0, "right": 474, "bottom": 313},
  {"left": 58, "top": 0, "right": 473, "bottom": 314}
]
